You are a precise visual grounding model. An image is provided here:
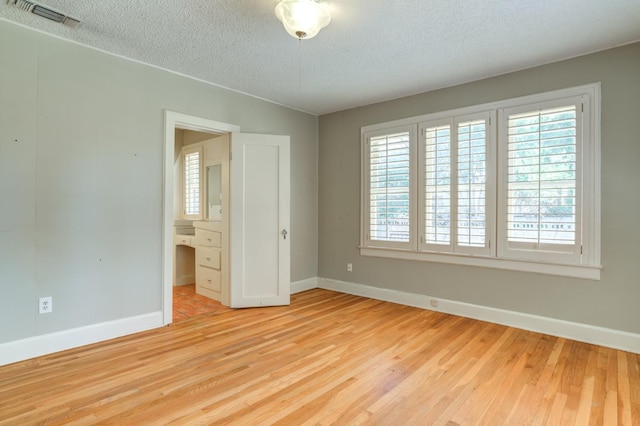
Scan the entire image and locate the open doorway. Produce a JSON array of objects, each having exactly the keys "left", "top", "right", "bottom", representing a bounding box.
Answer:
[
  {"left": 162, "top": 111, "right": 240, "bottom": 325},
  {"left": 172, "top": 128, "right": 230, "bottom": 322},
  {"left": 163, "top": 111, "right": 291, "bottom": 325}
]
